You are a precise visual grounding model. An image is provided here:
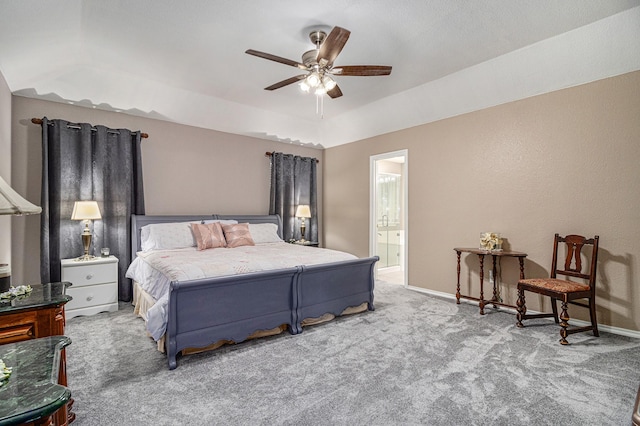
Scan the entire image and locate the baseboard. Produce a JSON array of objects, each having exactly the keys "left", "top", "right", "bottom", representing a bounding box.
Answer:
[{"left": 406, "top": 285, "right": 640, "bottom": 340}]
